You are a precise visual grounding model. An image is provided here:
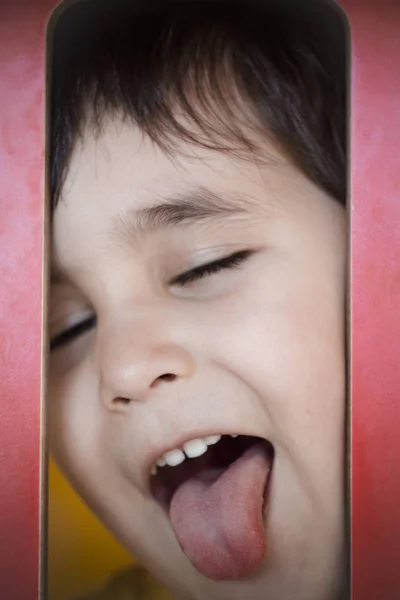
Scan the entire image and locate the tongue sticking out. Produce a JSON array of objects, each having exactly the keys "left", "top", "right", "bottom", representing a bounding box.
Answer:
[{"left": 169, "top": 443, "right": 272, "bottom": 581}]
